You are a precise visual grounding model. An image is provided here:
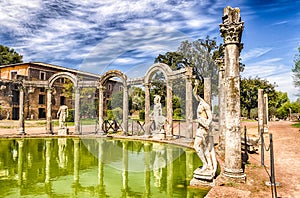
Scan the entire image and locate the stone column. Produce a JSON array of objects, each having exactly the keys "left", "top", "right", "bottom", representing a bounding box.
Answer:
[
  {"left": 220, "top": 6, "right": 245, "bottom": 179},
  {"left": 185, "top": 67, "right": 193, "bottom": 139},
  {"left": 74, "top": 87, "right": 80, "bottom": 134},
  {"left": 204, "top": 77, "right": 212, "bottom": 107},
  {"left": 258, "top": 89, "right": 264, "bottom": 135},
  {"left": 264, "top": 93, "right": 268, "bottom": 132},
  {"left": 217, "top": 58, "right": 226, "bottom": 151},
  {"left": 17, "top": 87, "right": 25, "bottom": 134},
  {"left": 46, "top": 88, "right": 53, "bottom": 134},
  {"left": 144, "top": 83, "right": 151, "bottom": 136},
  {"left": 166, "top": 81, "right": 173, "bottom": 139},
  {"left": 122, "top": 85, "right": 129, "bottom": 135},
  {"left": 98, "top": 86, "right": 105, "bottom": 134}
]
